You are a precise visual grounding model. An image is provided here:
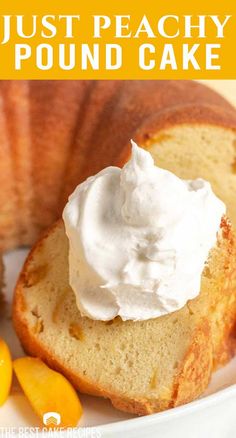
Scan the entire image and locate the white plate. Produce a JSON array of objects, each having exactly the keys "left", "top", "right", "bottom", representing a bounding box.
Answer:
[{"left": 0, "top": 249, "right": 236, "bottom": 438}]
